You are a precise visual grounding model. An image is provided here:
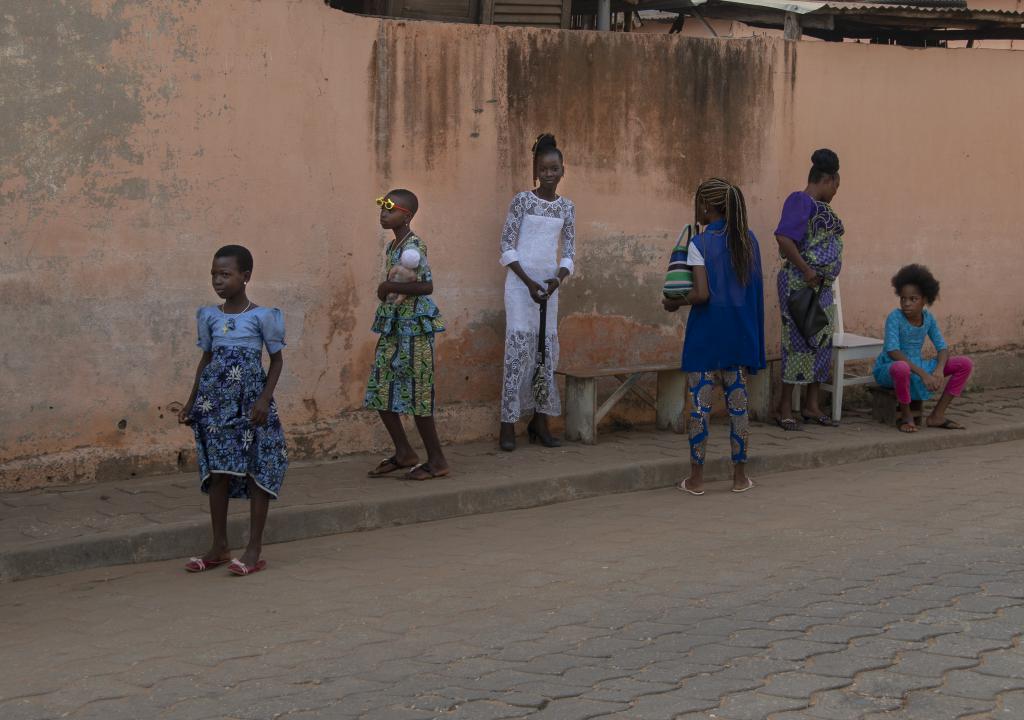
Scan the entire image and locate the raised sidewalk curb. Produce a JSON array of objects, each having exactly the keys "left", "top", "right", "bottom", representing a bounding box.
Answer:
[{"left": 2, "top": 391, "right": 1023, "bottom": 582}]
